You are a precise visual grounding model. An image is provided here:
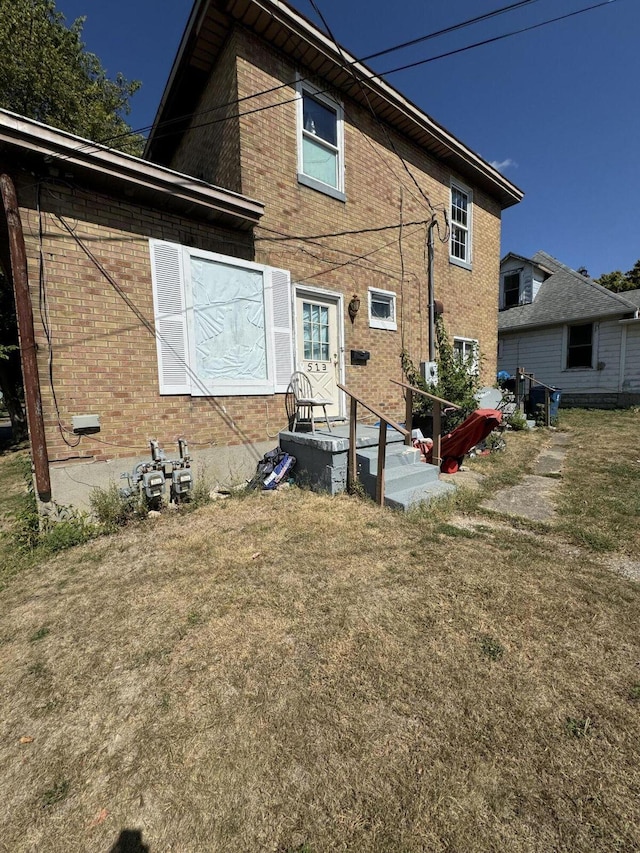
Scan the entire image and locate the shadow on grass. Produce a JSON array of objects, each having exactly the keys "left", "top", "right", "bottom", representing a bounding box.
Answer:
[{"left": 109, "top": 829, "right": 150, "bottom": 852}]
